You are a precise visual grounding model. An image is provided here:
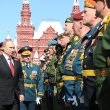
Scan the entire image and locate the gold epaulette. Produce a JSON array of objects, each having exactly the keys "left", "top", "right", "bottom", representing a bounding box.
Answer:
[
  {"left": 98, "top": 13, "right": 110, "bottom": 37},
  {"left": 102, "top": 13, "right": 110, "bottom": 31}
]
